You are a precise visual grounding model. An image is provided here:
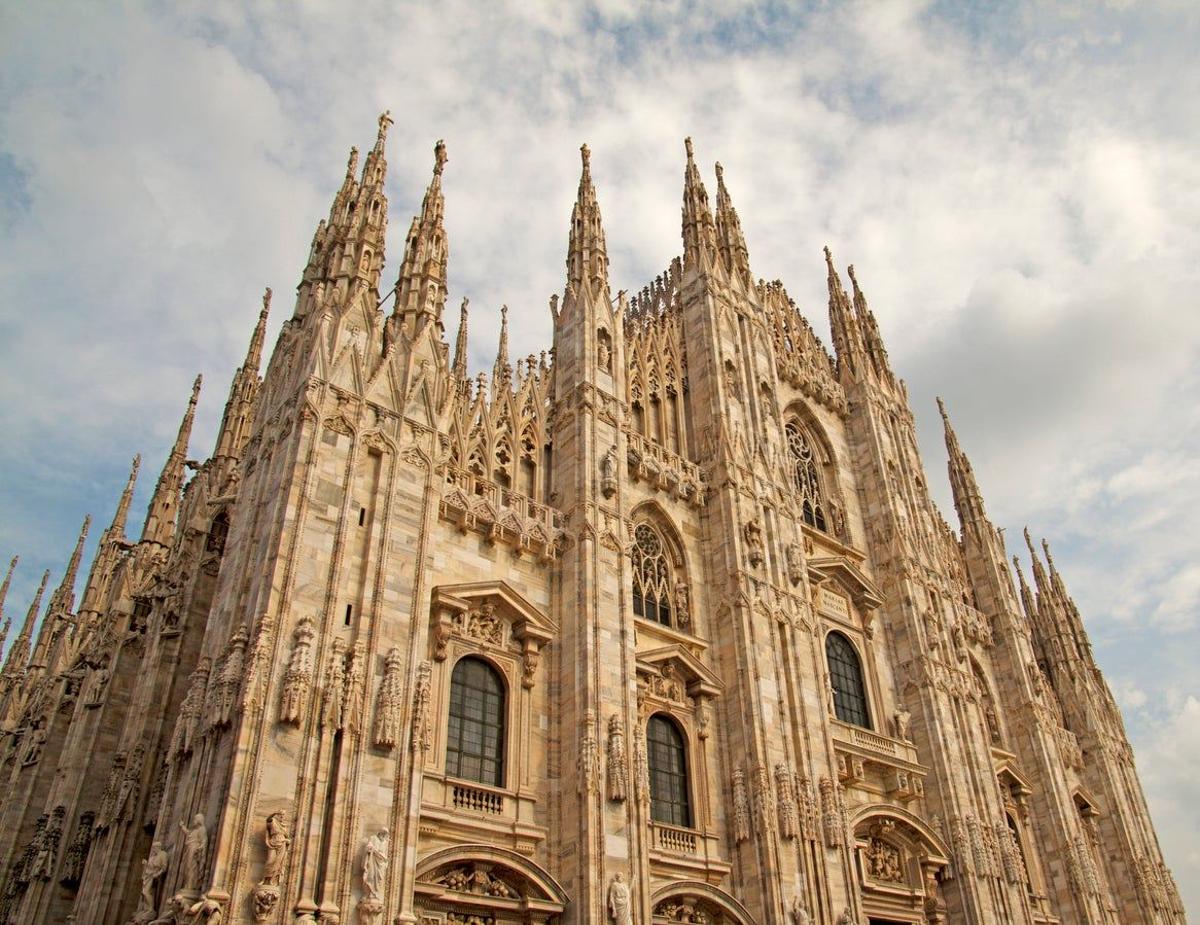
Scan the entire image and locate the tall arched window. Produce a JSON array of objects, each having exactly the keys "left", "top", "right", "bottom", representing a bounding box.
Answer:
[
  {"left": 632, "top": 523, "right": 674, "bottom": 626},
  {"left": 826, "top": 632, "right": 871, "bottom": 728},
  {"left": 446, "top": 657, "right": 506, "bottom": 786},
  {"left": 785, "top": 421, "right": 828, "bottom": 531},
  {"left": 647, "top": 714, "right": 691, "bottom": 827}
]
